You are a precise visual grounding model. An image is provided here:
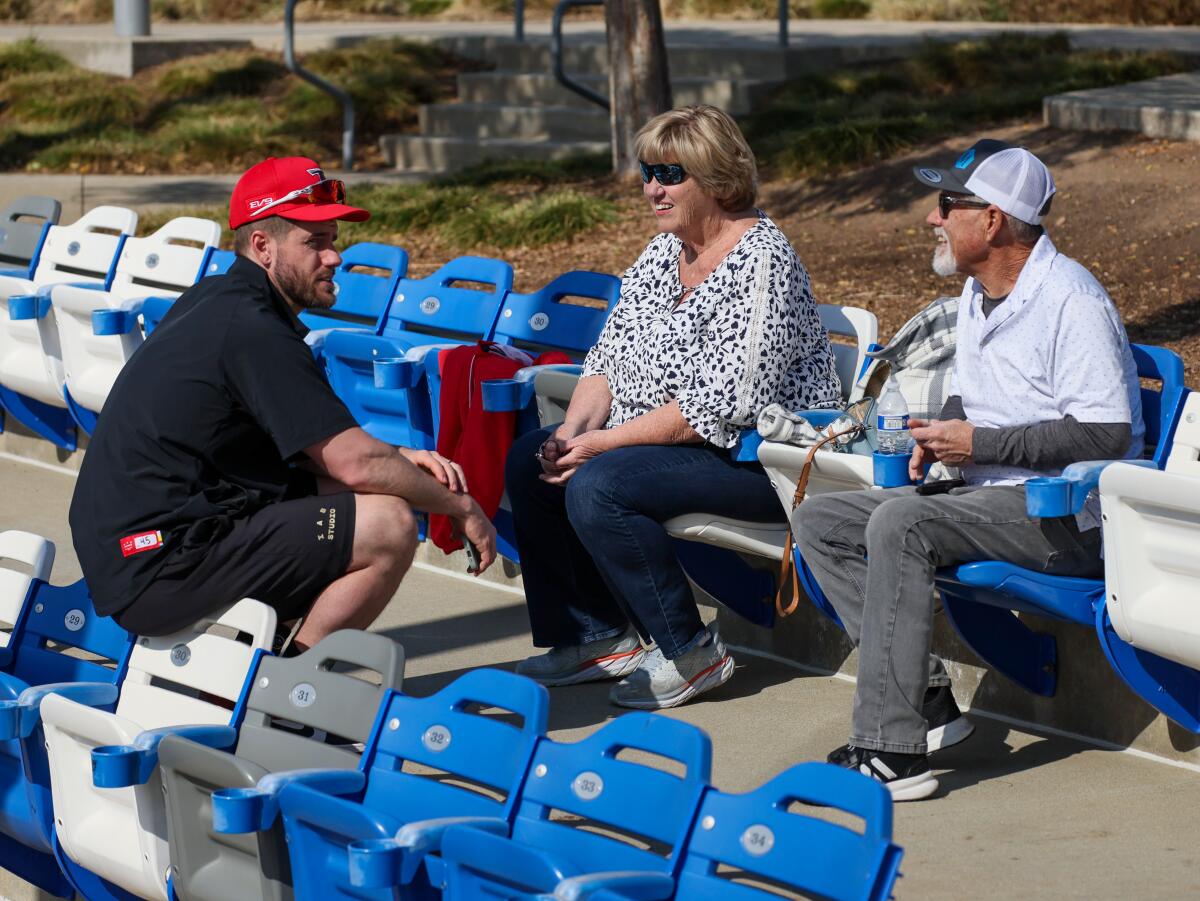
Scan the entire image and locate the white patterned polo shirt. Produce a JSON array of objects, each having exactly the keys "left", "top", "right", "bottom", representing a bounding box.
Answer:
[{"left": 952, "top": 234, "right": 1143, "bottom": 529}]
